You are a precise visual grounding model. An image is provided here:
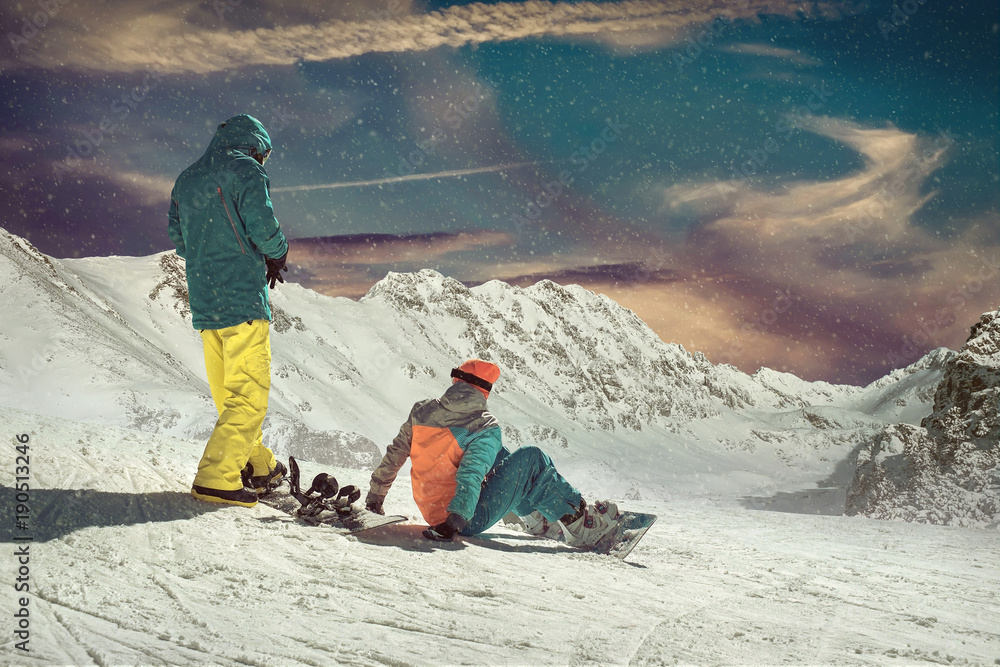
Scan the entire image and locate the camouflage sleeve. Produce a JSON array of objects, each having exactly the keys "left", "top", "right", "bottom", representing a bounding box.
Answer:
[{"left": 368, "top": 406, "right": 417, "bottom": 498}]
